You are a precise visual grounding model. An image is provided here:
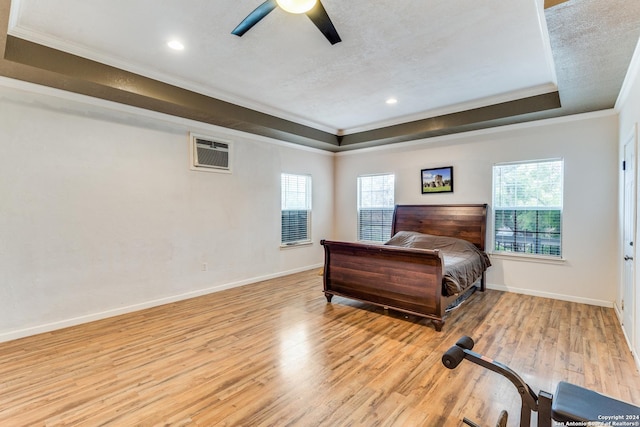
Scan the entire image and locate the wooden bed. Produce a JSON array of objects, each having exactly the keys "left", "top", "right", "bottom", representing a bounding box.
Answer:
[{"left": 320, "top": 204, "right": 489, "bottom": 331}]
